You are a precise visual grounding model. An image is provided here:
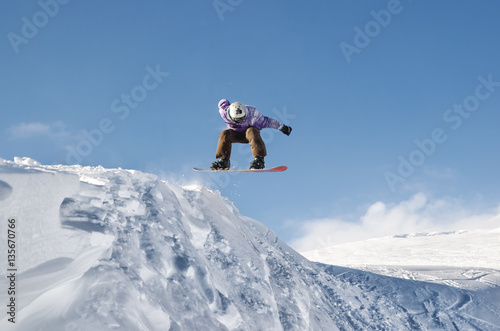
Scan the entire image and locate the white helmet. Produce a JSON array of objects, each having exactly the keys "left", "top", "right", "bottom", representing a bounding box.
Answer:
[{"left": 228, "top": 102, "right": 247, "bottom": 123}]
